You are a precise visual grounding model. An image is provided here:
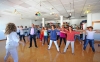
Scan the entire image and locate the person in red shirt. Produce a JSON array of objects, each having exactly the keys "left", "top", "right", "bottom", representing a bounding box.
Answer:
[{"left": 62, "top": 26, "right": 80, "bottom": 55}]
